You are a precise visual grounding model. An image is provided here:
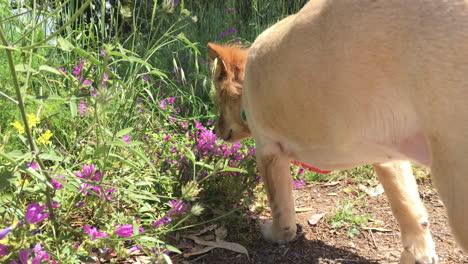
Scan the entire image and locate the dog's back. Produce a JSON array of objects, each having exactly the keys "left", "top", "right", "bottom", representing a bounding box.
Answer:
[{"left": 243, "top": 0, "right": 468, "bottom": 250}]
